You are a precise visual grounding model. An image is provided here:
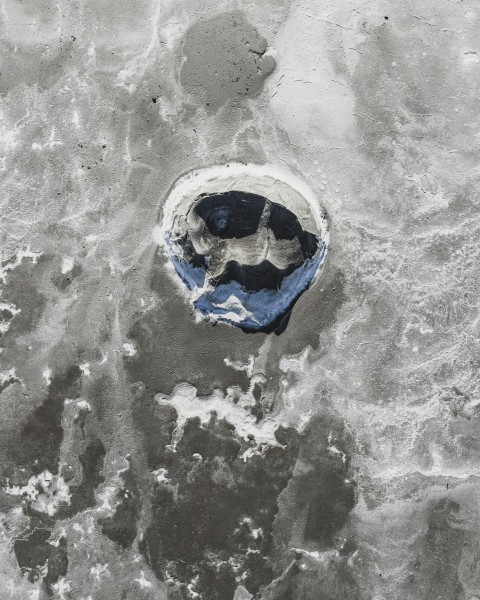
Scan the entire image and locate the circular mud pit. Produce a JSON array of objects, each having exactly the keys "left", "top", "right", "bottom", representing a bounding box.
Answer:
[{"left": 157, "top": 164, "right": 329, "bottom": 333}]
